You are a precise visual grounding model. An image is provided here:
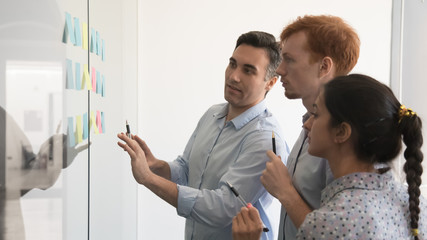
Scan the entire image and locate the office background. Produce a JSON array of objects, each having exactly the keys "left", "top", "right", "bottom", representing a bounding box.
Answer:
[{"left": 0, "top": 0, "right": 425, "bottom": 239}]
